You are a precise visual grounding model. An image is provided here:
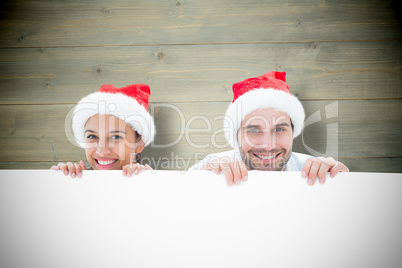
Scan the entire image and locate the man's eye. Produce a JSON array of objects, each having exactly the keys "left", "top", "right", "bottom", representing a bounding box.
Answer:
[
  {"left": 248, "top": 129, "right": 260, "bottom": 134},
  {"left": 275, "top": 128, "right": 285, "bottom": 132}
]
